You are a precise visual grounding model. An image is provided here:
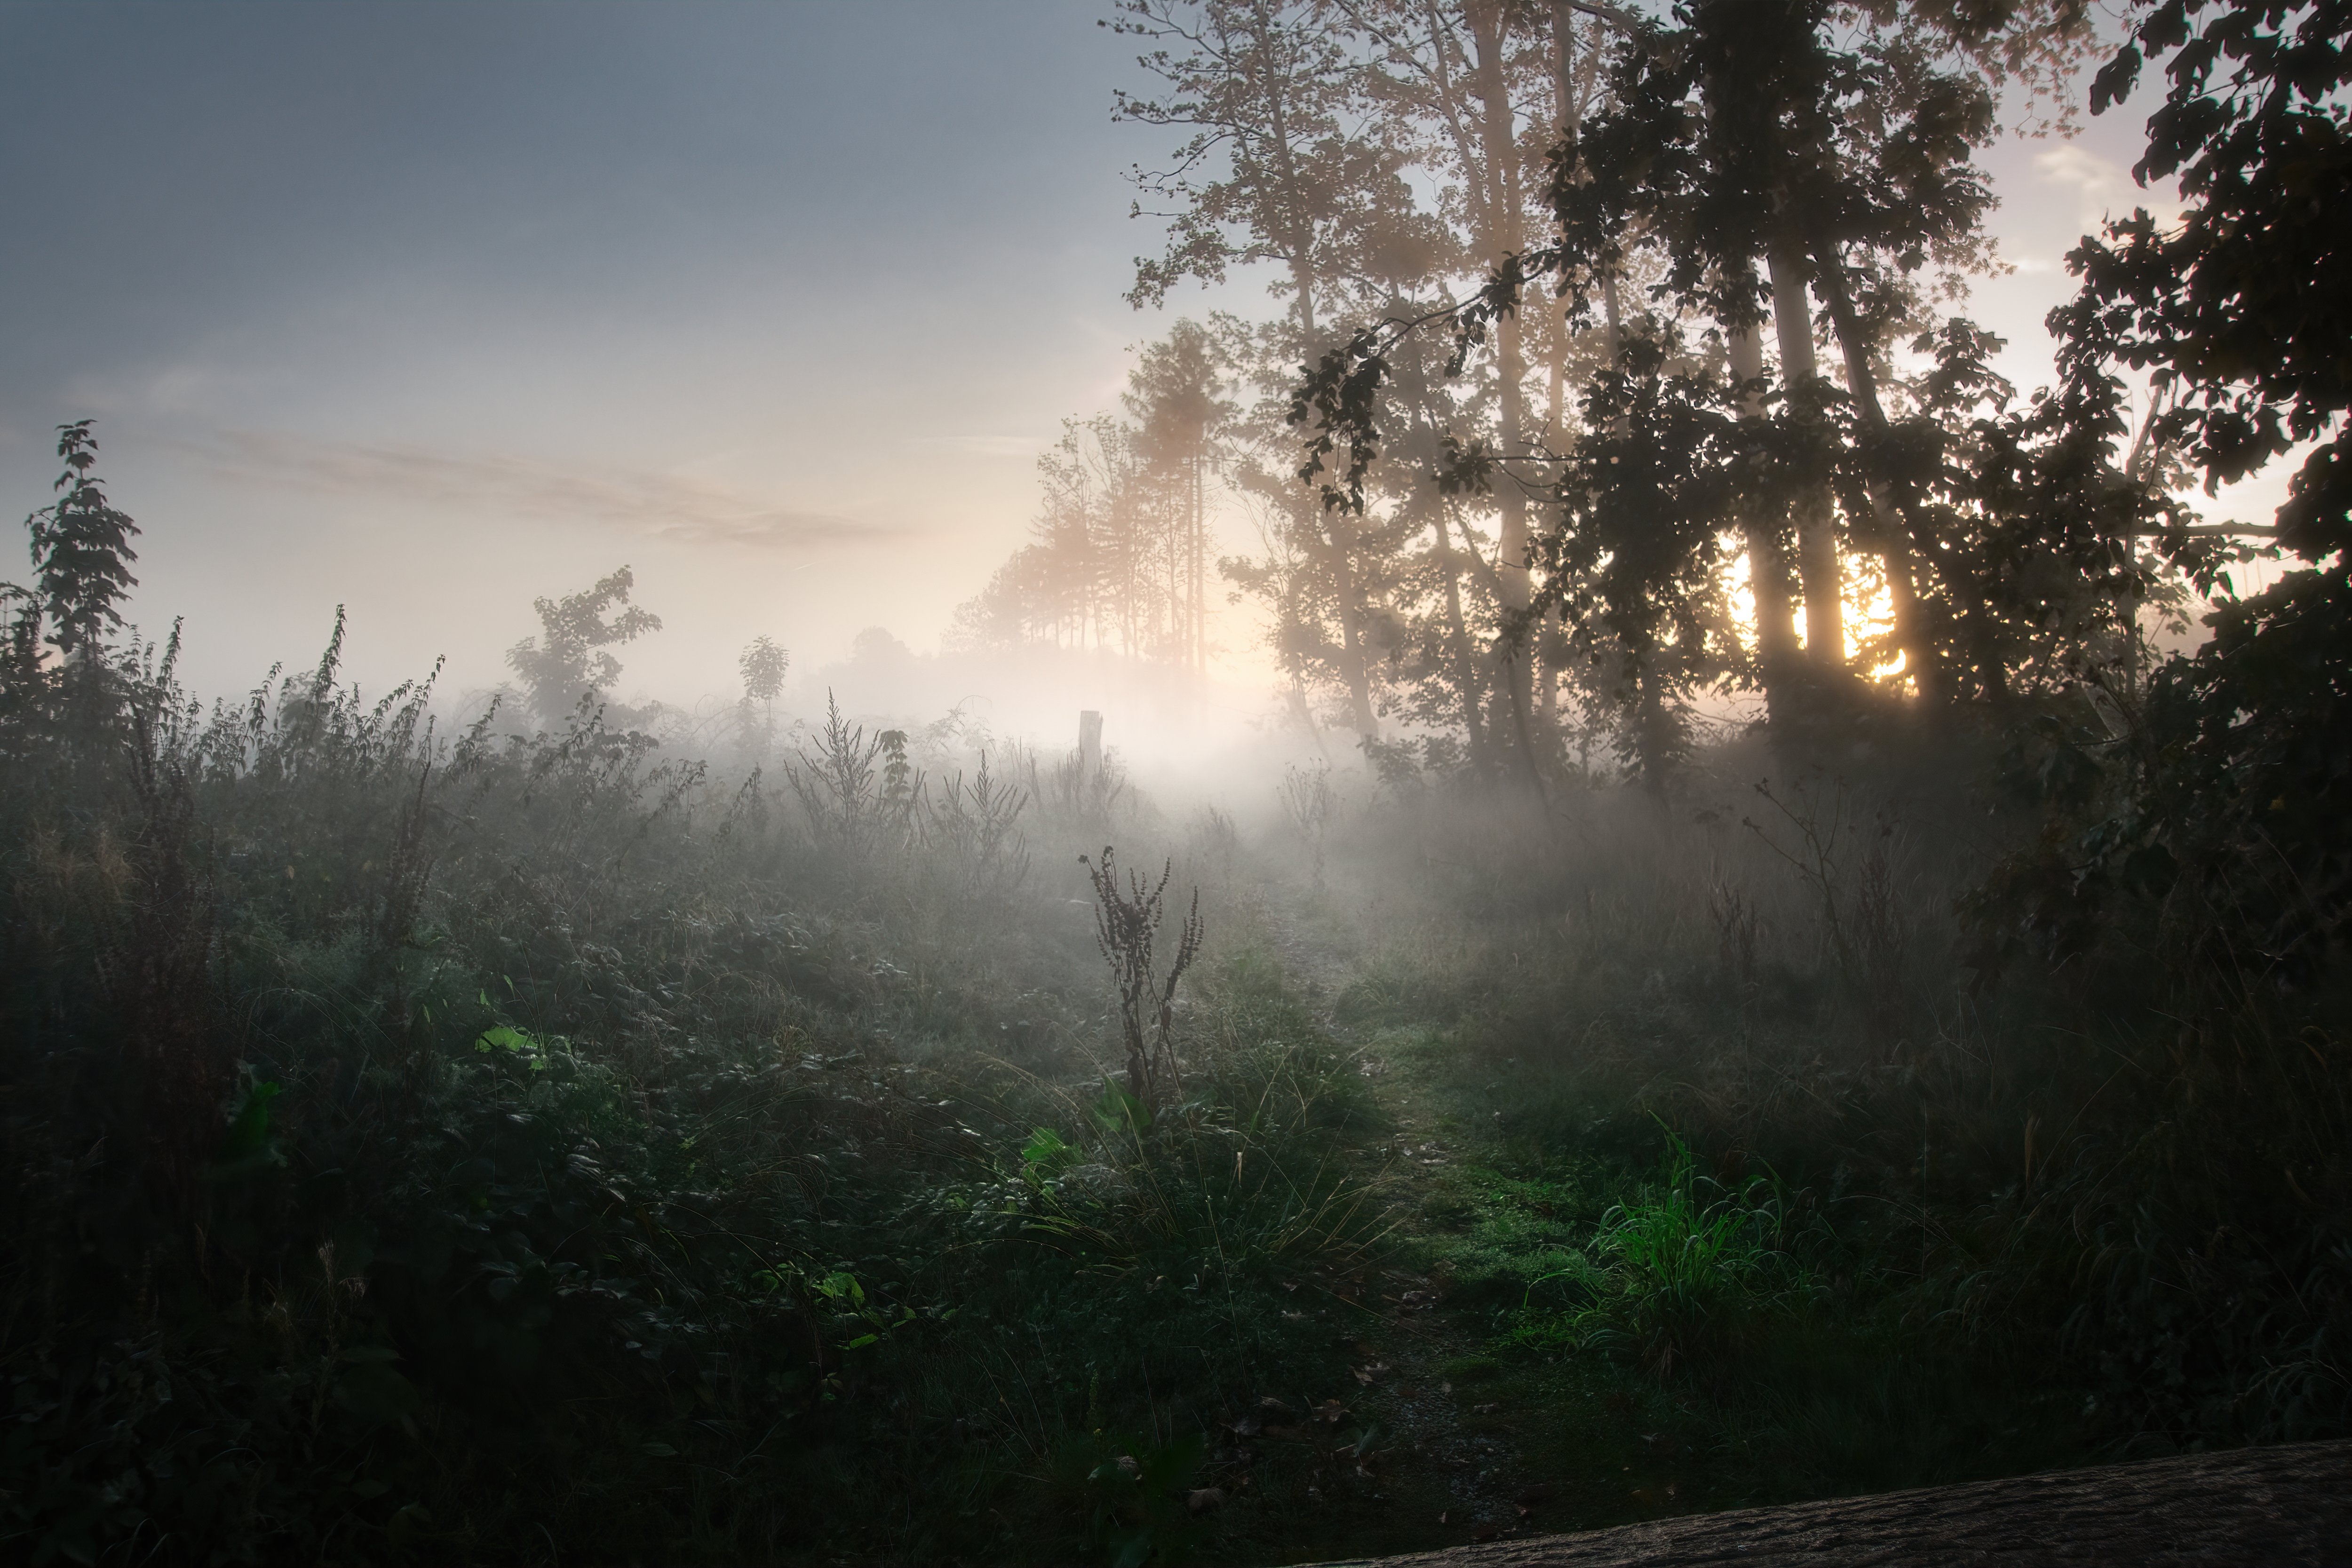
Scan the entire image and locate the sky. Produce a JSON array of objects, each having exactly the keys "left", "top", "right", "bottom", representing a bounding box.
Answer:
[{"left": 0, "top": 0, "right": 2231, "bottom": 728}]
